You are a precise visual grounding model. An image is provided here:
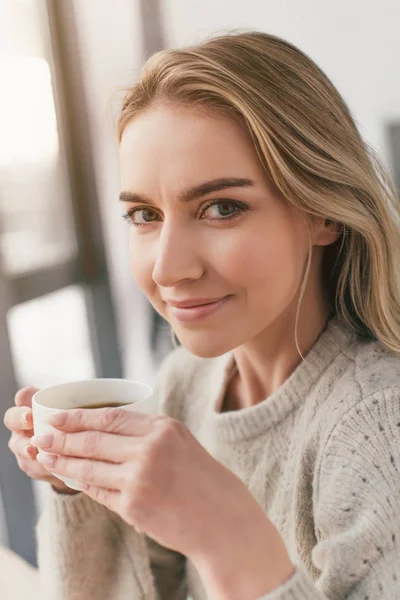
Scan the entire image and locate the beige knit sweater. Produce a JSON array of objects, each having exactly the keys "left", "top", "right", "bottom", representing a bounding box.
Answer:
[{"left": 36, "top": 314, "right": 400, "bottom": 599}]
